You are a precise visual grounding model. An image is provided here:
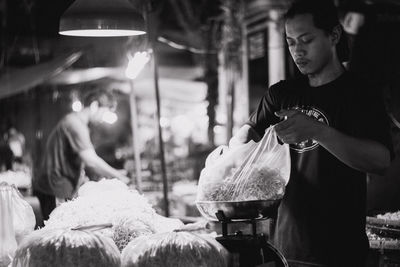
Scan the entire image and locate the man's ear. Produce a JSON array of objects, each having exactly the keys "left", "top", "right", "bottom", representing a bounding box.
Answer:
[
  {"left": 331, "top": 24, "right": 342, "bottom": 46},
  {"left": 89, "top": 101, "right": 99, "bottom": 113}
]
